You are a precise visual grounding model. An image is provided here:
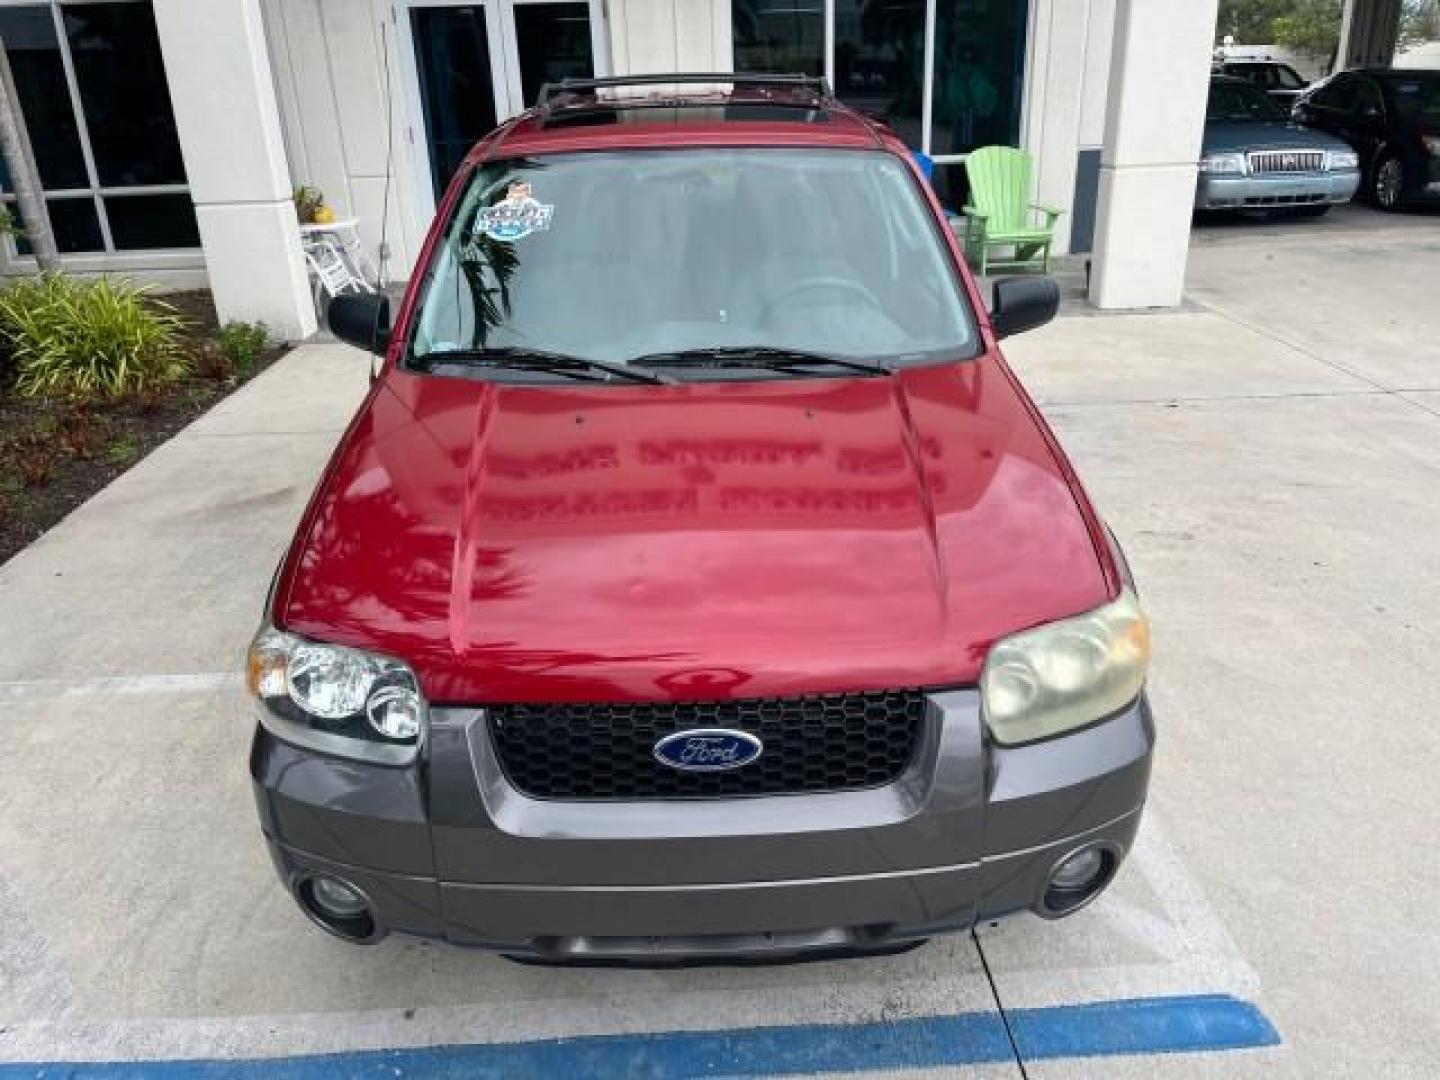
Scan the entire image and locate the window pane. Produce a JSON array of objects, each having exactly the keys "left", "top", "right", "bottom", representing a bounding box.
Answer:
[
  {"left": 0, "top": 6, "right": 88, "bottom": 188},
  {"left": 105, "top": 194, "right": 200, "bottom": 250},
  {"left": 14, "top": 197, "right": 103, "bottom": 254},
  {"left": 732, "top": 0, "right": 824, "bottom": 77},
  {"left": 64, "top": 1, "right": 188, "bottom": 186},
  {"left": 834, "top": 0, "right": 925, "bottom": 149},
  {"left": 931, "top": 0, "right": 1028, "bottom": 156},
  {"left": 514, "top": 3, "right": 594, "bottom": 111},
  {"left": 412, "top": 7, "right": 500, "bottom": 200}
]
